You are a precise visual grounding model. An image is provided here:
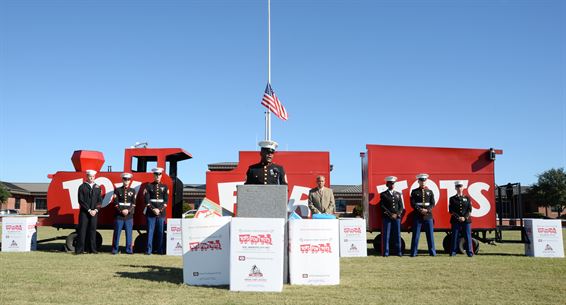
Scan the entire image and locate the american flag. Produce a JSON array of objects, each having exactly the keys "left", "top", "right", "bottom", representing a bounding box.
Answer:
[{"left": 261, "top": 83, "right": 288, "bottom": 121}]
